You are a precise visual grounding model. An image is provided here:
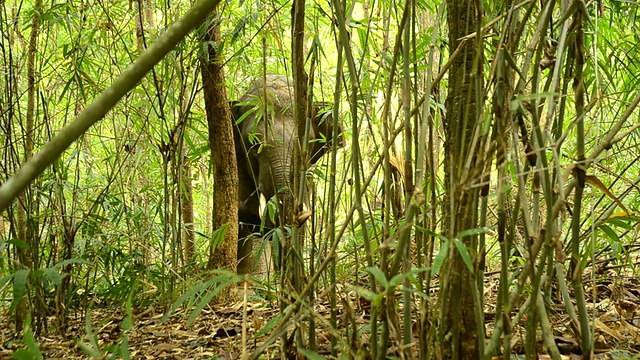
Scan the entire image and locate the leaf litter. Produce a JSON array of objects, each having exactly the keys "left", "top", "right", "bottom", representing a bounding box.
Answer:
[{"left": 0, "top": 274, "right": 639, "bottom": 358}]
